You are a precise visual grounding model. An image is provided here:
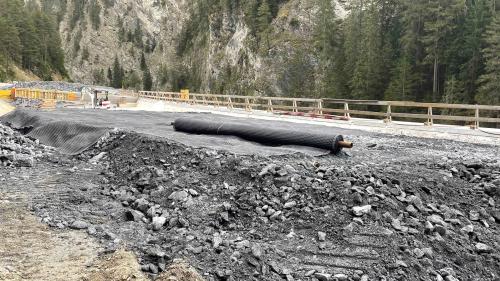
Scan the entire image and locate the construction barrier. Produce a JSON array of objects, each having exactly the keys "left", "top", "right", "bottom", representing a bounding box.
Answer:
[
  {"left": 14, "top": 88, "right": 78, "bottom": 102},
  {"left": 0, "top": 89, "right": 14, "bottom": 100},
  {"left": 180, "top": 89, "right": 190, "bottom": 101}
]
